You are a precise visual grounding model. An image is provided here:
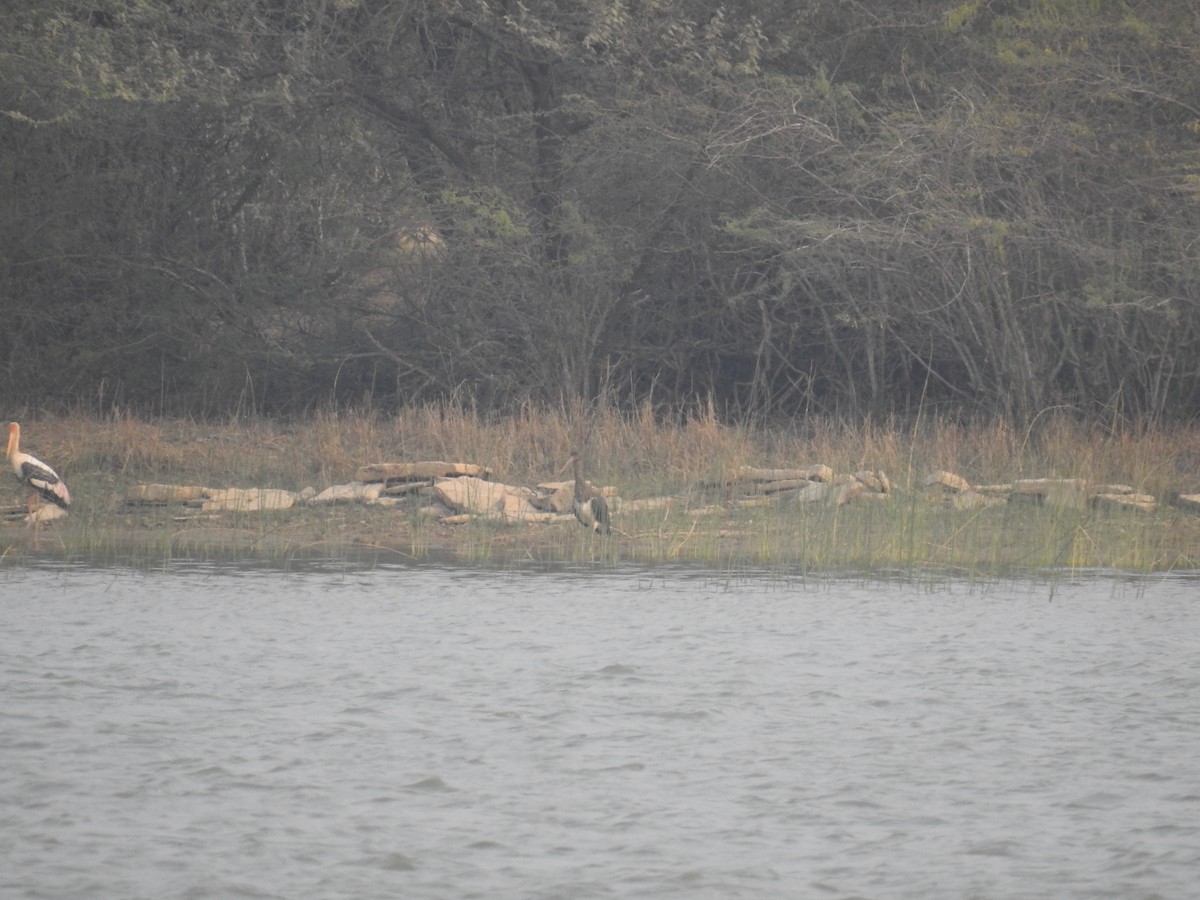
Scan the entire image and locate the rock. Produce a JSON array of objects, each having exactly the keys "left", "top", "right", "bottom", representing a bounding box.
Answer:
[
  {"left": 126, "top": 483, "right": 207, "bottom": 504},
  {"left": 1091, "top": 492, "right": 1156, "bottom": 512},
  {"left": 924, "top": 471, "right": 972, "bottom": 493},
  {"left": 356, "top": 461, "right": 492, "bottom": 483},
  {"left": 526, "top": 492, "right": 555, "bottom": 511},
  {"left": 128, "top": 483, "right": 296, "bottom": 511},
  {"left": 951, "top": 490, "right": 1005, "bottom": 510},
  {"left": 834, "top": 481, "right": 864, "bottom": 505},
  {"left": 310, "top": 482, "right": 384, "bottom": 504},
  {"left": 544, "top": 483, "right": 576, "bottom": 513},
  {"left": 755, "top": 478, "right": 818, "bottom": 495},
  {"left": 730, "top": 464, "right": 834, "bottom": 483},
  {"left": 975, "top": 483, "right": 1014, "bottom": 494},
  {"left": 793, "top": 482, "right": 834, "bottom": 504},
  {"left": 534, "top": 479, "right": 616, "bottom": 513},
  {"left": 1014, "top": 478, "right": 1087, "bottom": 508},
  {"left": 781, "top": 480, "right": 865, "bottom": 506},
  {"left": 536, "top": 478, "right": 616, "bottom": 495},
  {"left": 1174, "top": 493, "right": 1200, "bottom": 511},
  {"left": 734, "top": 496, "right": 777, "bottom": 508},
  {"left": 198, "top": 488, "right": 297, "bottom": 512},
  {"left": 380, "top": 480, "right": 434, "bottom": 496},
  {"left": 433, "top": 476, "right": 548, "bottom": 522},
  {"left": 854, "top": 470, "right": 891, "bottom": 493}
]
